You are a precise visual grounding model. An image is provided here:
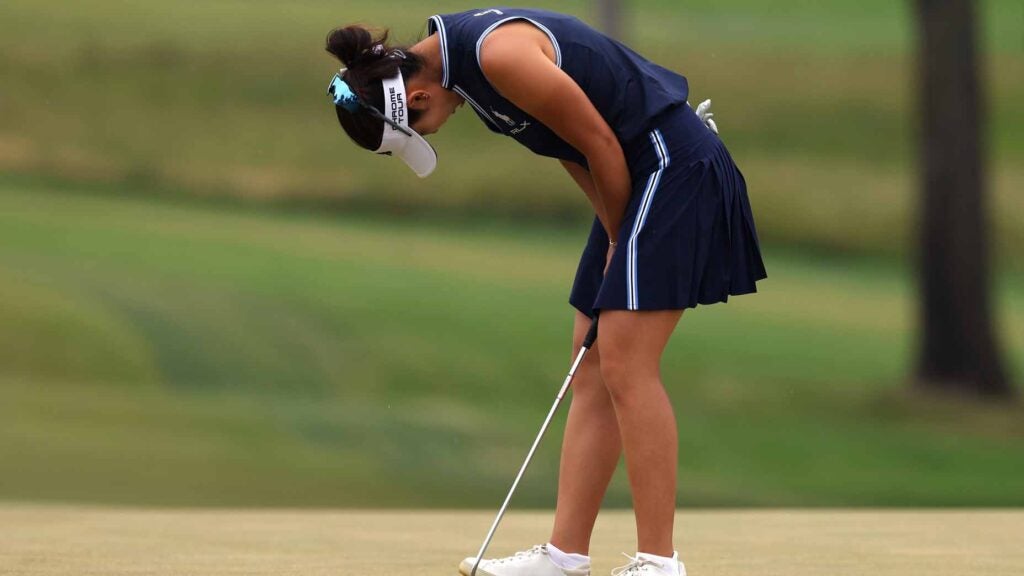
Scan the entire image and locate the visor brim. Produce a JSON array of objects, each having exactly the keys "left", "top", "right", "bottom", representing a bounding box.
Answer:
[{"left": 383, "top": 129, "right": 437, "bottom": 178}]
